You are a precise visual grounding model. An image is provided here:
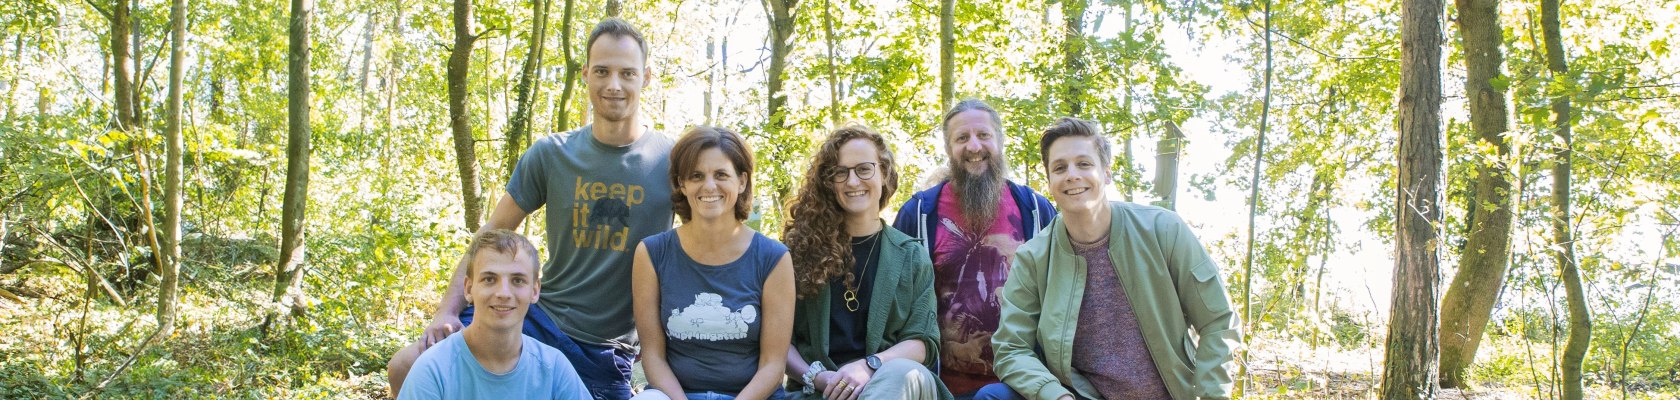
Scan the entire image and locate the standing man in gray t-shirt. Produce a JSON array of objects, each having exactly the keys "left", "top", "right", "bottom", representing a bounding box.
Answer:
[{"left": 388, "top": 18, "right": 673, "bottom": 400}]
